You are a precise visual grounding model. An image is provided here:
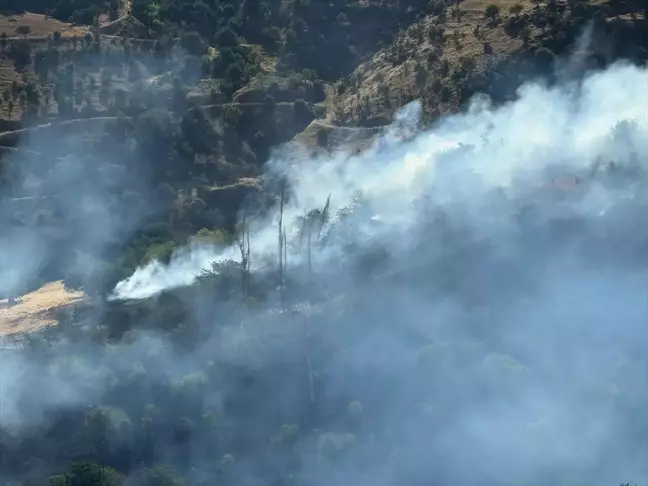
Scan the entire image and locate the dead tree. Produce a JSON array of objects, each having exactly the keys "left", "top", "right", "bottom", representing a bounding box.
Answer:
[
  {"left": 278, "top": 186, "right": 285, "bottom": 299},
  {"left": 238, "top": 213, "right": 250, "bottom": 299}
]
